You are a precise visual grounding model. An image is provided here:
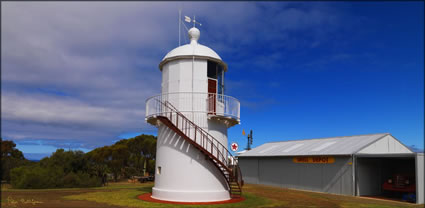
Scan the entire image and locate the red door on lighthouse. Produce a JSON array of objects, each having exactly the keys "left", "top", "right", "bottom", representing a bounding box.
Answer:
[{"left": 208, "top": 78, "right": 217, "bottom": 115}]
